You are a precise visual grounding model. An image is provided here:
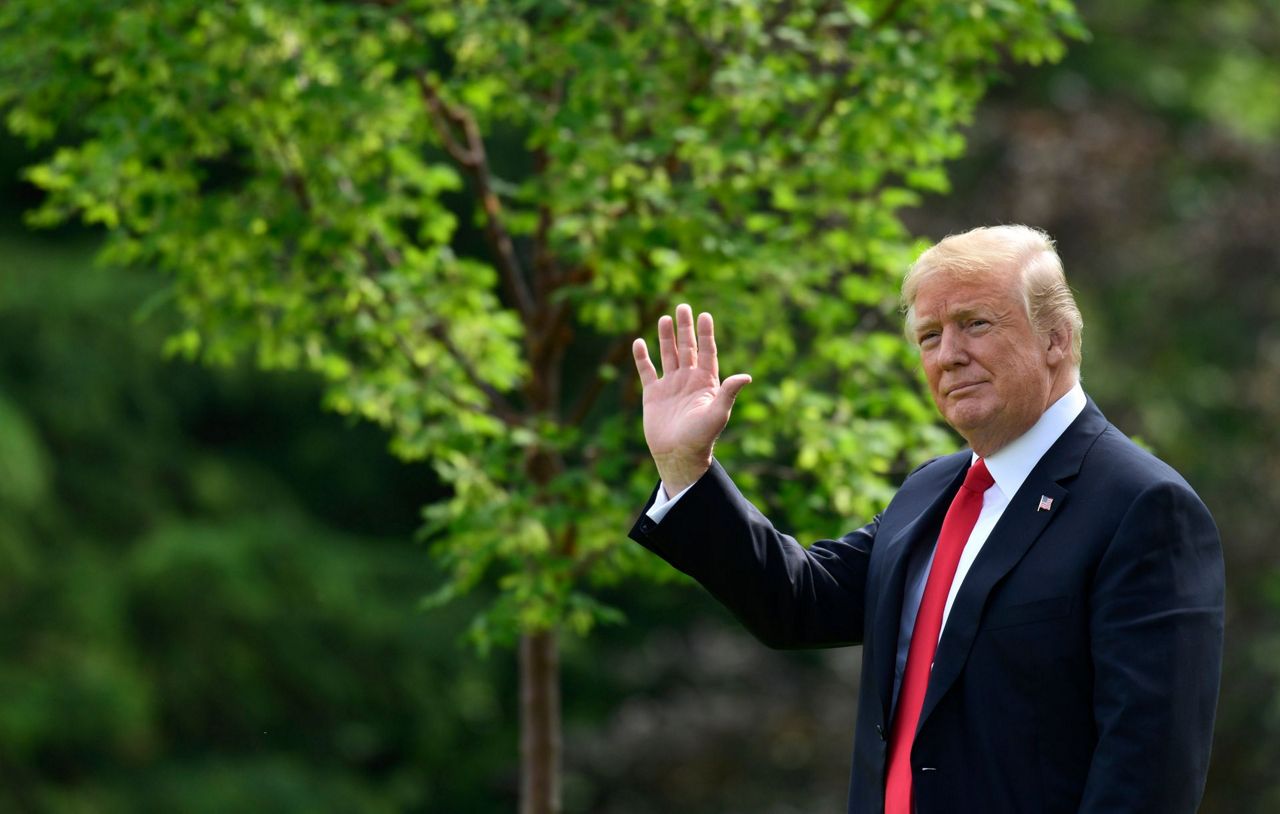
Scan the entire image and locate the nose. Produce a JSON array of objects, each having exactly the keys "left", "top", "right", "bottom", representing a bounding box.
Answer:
[{"left": 937, "top": 325, "right": 970, "bottom": 368}]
